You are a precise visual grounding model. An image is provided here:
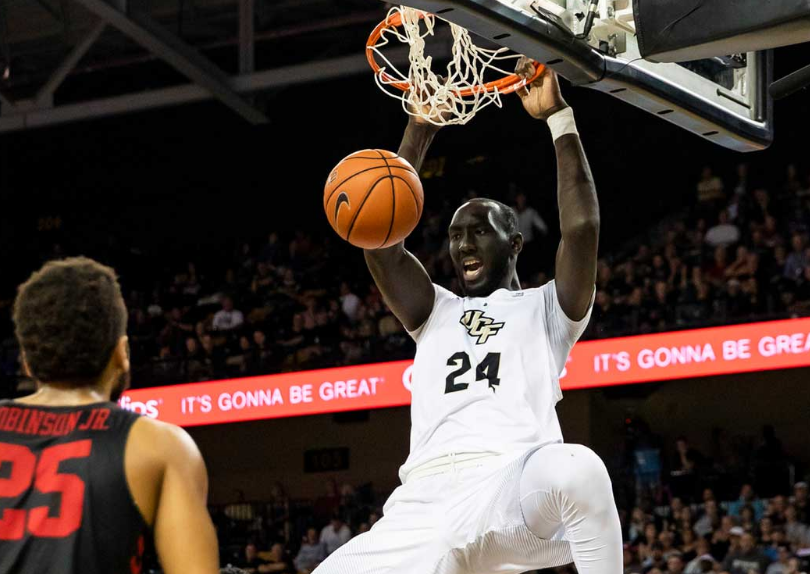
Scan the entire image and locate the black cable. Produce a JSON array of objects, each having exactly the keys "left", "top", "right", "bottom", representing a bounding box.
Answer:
[
  {"left": 575, "top": 0, "right": 600, "bottom": 39},
  {"left": 769, "top": 63, "right": 810, "bottom": 100}
]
